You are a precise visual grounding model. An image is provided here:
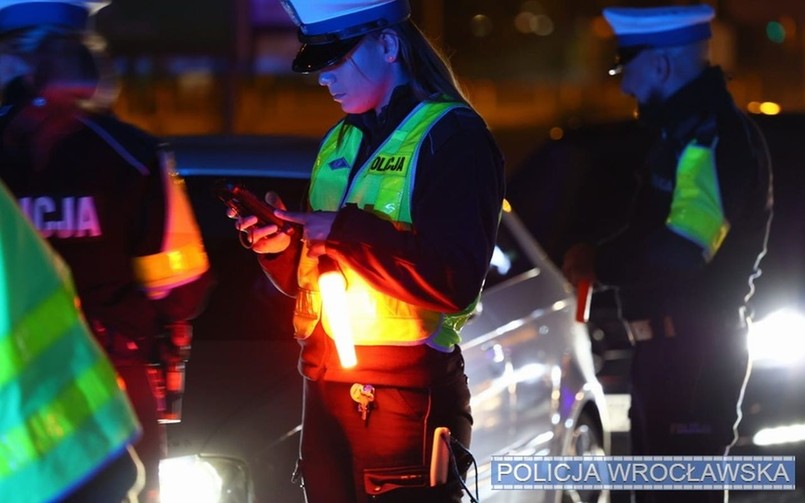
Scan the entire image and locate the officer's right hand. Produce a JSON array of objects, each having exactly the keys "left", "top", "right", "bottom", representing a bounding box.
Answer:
[{"left": 236, "top": 216, "right": 292, "bottom": 254}]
